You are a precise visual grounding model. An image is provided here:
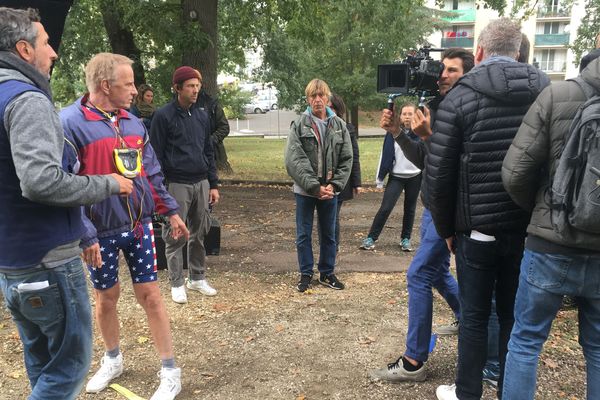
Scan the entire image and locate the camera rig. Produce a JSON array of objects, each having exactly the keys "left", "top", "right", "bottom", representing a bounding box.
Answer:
[{"left": 377, "top": 47, "right": 445, "bottom": 111}]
